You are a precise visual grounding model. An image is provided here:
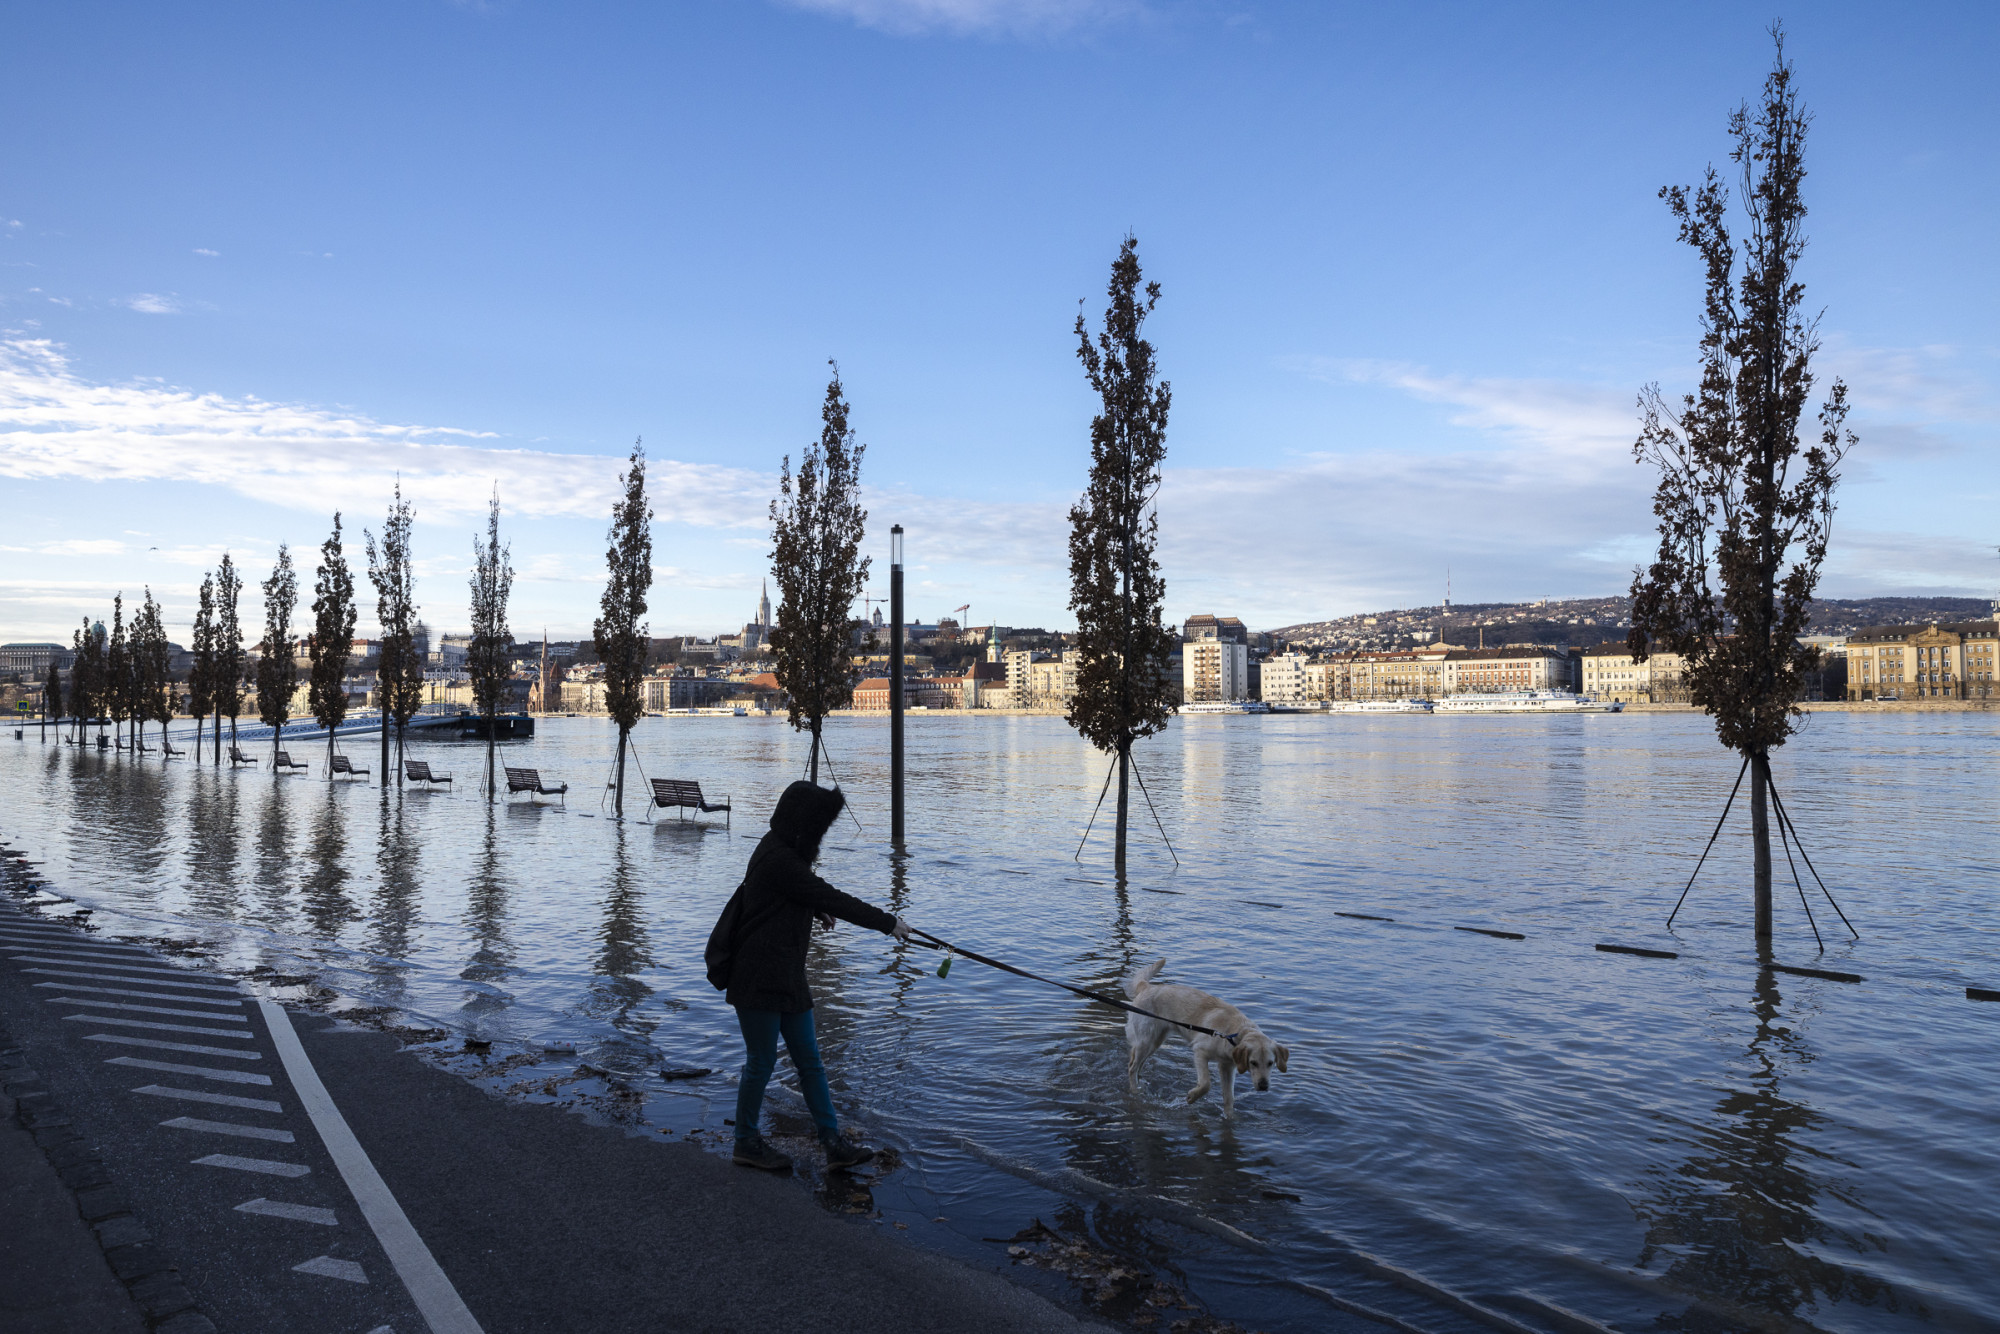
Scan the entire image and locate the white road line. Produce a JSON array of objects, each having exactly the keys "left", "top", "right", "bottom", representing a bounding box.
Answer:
[
  {"left": 12, "top": 955, "right": 225, "bottom": 980},
  {"left": 65, "top": 1015, "right": 257, "bottom": 1039},
  {"left": 193, "top": 1153, "right": 310, "bottom": 1178},
  {"left": 294, "top": 1255, "right": 369, "bottom": 1284},
  {"left": 161, "top": 1116, "right": 296, "bottom": 1143},
  {"left": 50, "top": 997, "right": 251, "bottom": 1021},
  {"left": 260, "top": 999, "right": 485, "bottom": 1334},
  {"left": 36, "top": 982, "right": 244, "bottom": 1006},
  {"left": 107, "top": 1056, "right": 273, "bottom": 1086},
  {"left": 25, "top": 968, "right": 241, "bottom": 993},
  {"left": 0, "top": 936, "right": 152, "bottom": 955},
  {"left": 6, "top": 945, "right": 156, "bottom": 961},
  {"left": 133, "top": 1085, "right": 284, "bottom": 1113},
  {"left": 85, "top": 1034, "right": 263, "bottom": 1060},
  {"left": 236, "top": 1197, "right": 338, "bottom": 1226}
]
